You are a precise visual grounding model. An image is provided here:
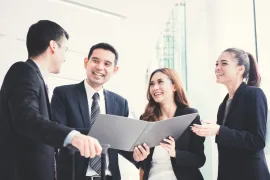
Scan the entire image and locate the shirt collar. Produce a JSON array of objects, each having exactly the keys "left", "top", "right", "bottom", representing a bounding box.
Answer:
[{"left": 84, "top": 79, "right": 104, "bottom": 100}]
